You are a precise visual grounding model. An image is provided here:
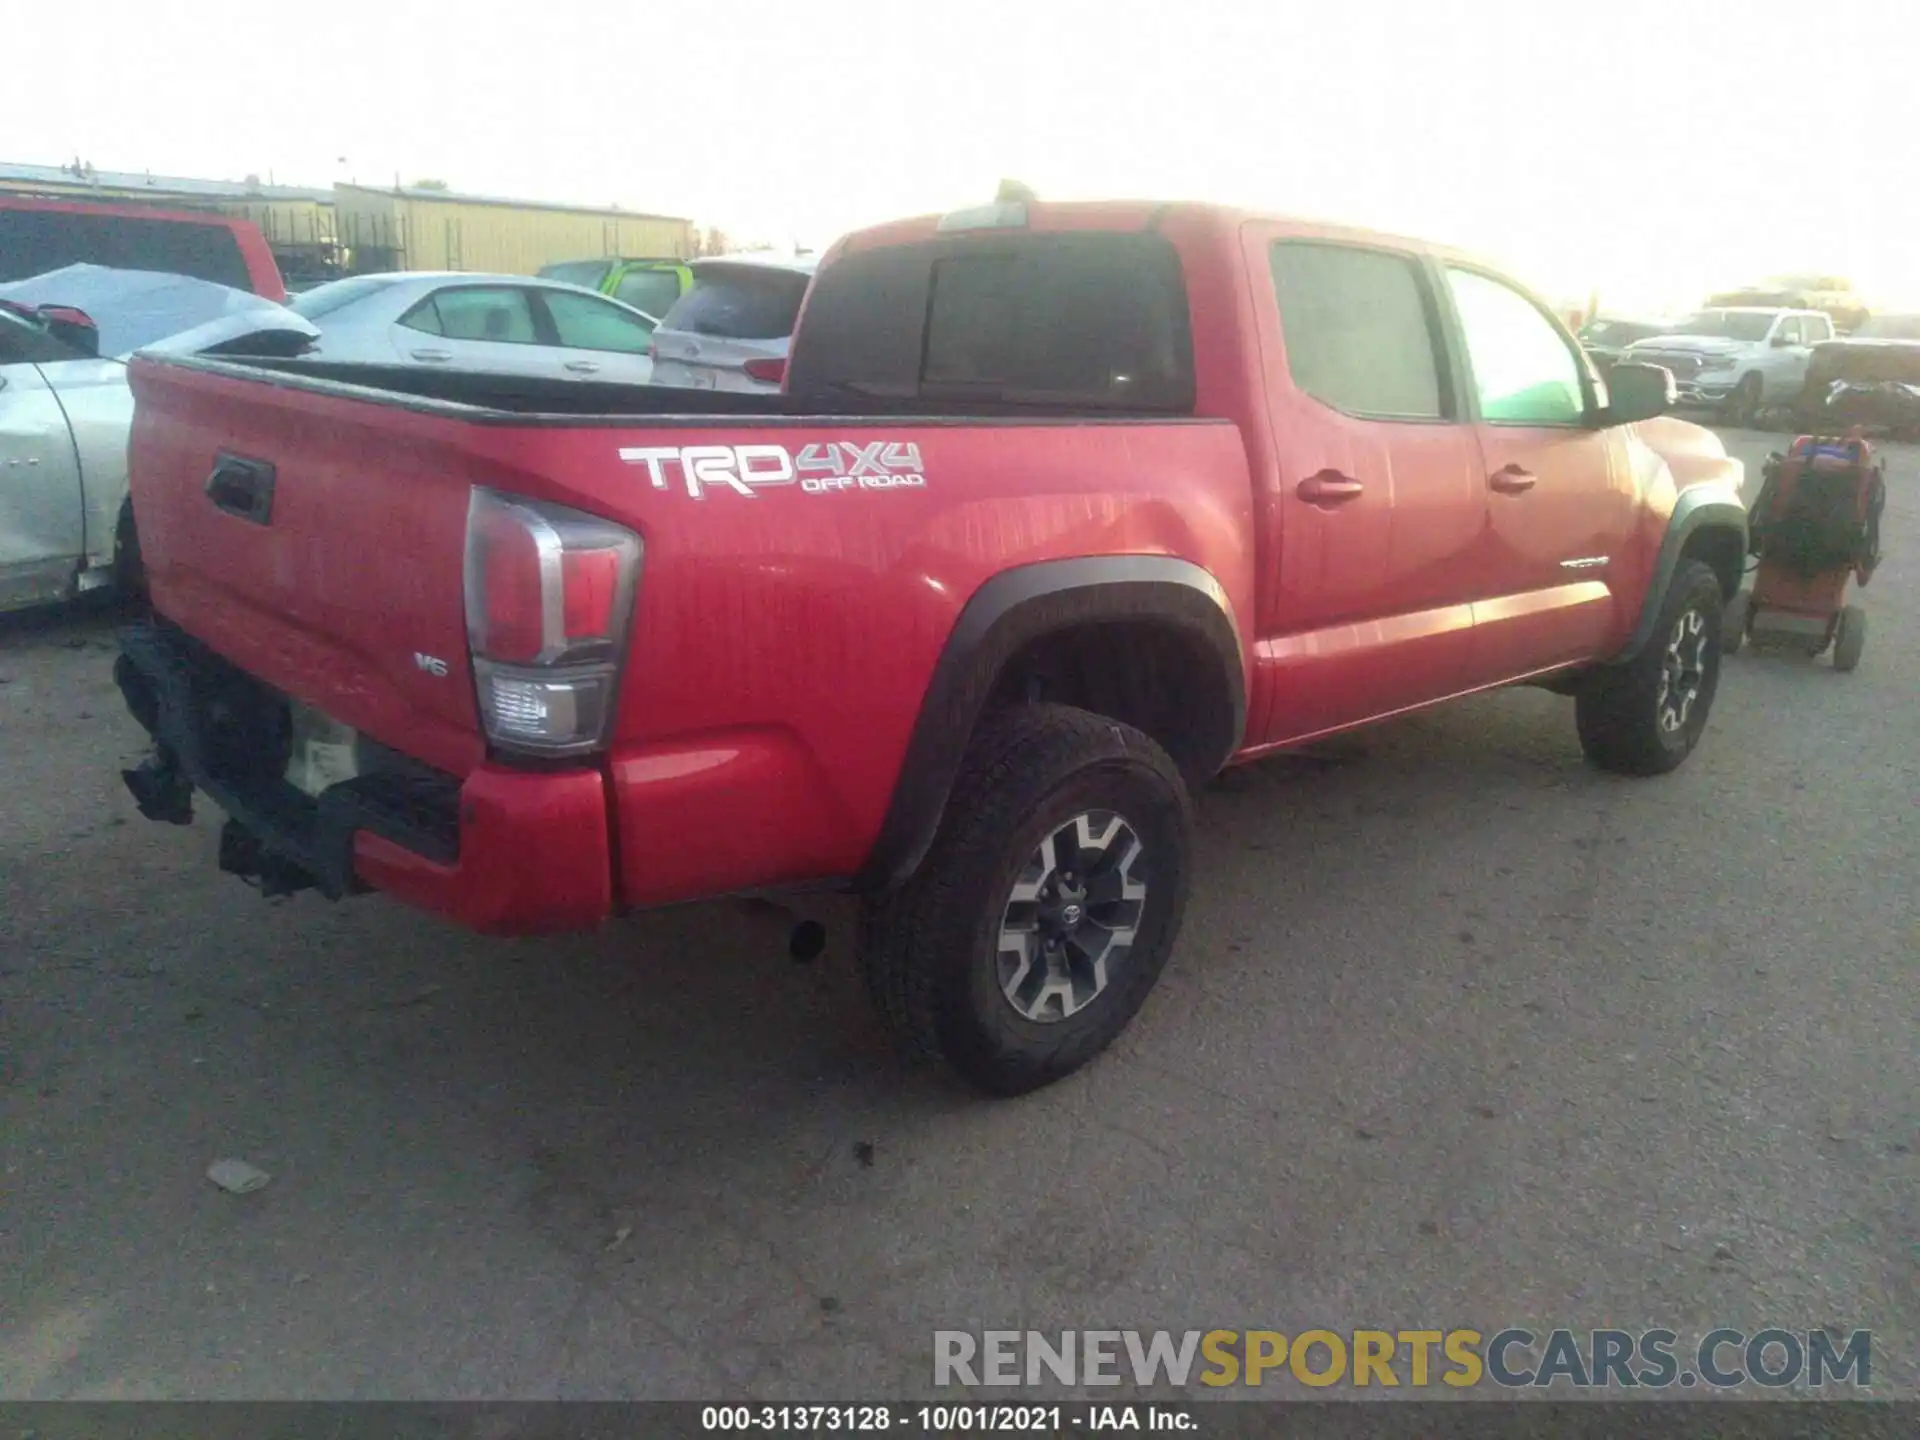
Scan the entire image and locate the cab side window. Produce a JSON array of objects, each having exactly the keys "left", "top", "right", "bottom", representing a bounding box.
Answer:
[
  {"left": 1774, "top": 316, "right": 1804, "bottom": 345},
  {"left": 1269, "top": 241, "right": 1448, "bottom": 420},
  {"left": 1444, "top": 267, "right": 1586, "bottom": 425}
]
